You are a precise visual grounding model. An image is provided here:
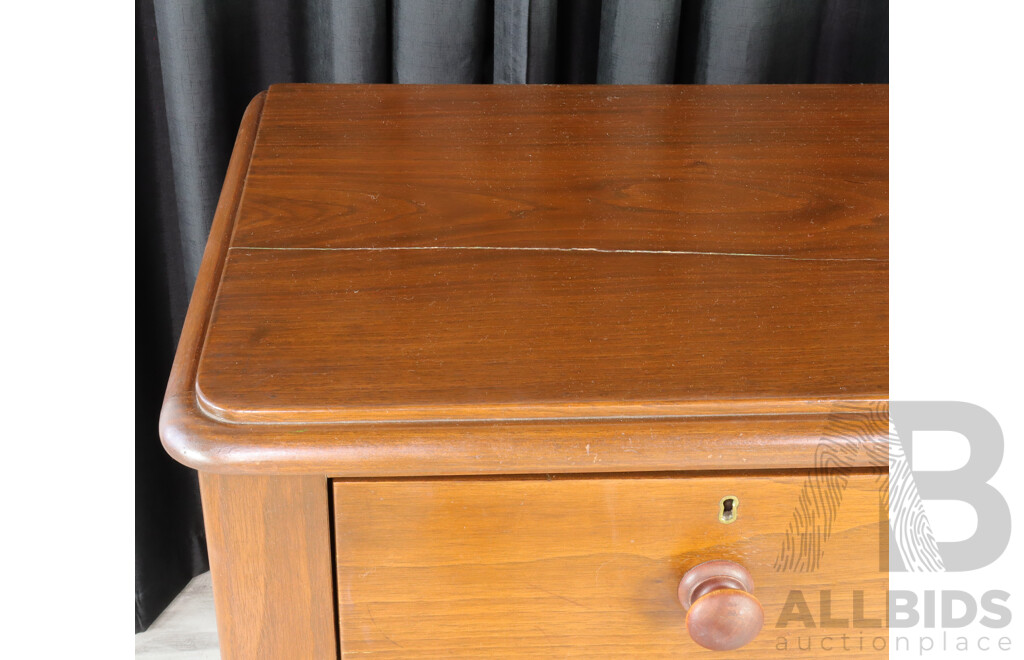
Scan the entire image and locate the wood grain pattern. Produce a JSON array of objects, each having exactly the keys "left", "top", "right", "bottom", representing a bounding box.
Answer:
[
  {"left": 197, "top": 247, "right": 886, "bottom": 423},
  {"left": 333, "top": 470, "right": 888, "bottom": 658},
  {"left": 163, "top": 404, "right": 887, "bottom": 476},
  {"left": 200, "top": 473, "right": 337, "bottom": 659},
  {"left": 236, "top": 85, "right": 887, "bottom": 259},
  {"left": 161, "top": 84, "right": 888, "bottom": 475}
]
